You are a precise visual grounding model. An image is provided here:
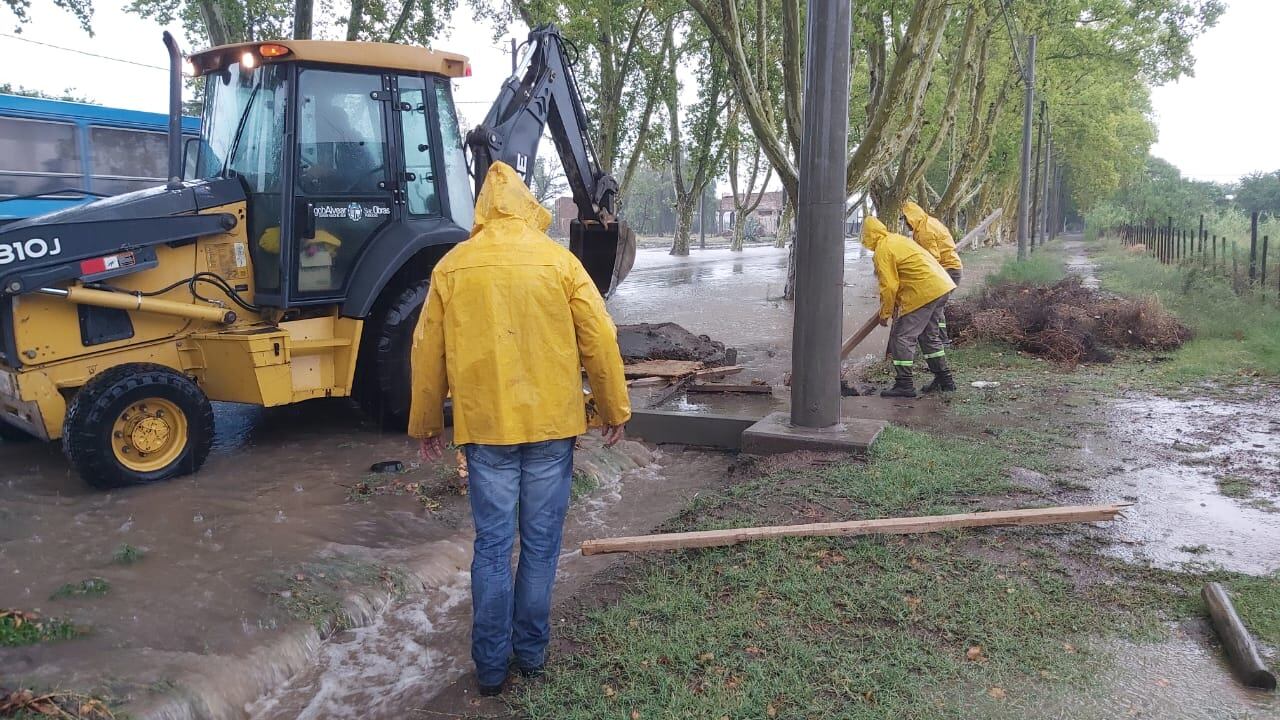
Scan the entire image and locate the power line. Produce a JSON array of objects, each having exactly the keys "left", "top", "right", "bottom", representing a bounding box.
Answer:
[
  {"left": 0, "top": 32, "right": 168, "bottom": 71},
  {"left": 997, "top": 0, "right": 1025, "bottom": 81}
]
